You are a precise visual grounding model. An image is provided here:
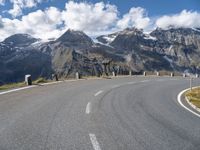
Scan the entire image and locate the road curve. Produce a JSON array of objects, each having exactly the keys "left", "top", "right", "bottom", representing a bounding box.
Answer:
[{"left": 0, "top": 77, "right": 200, "bottom": 150}]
